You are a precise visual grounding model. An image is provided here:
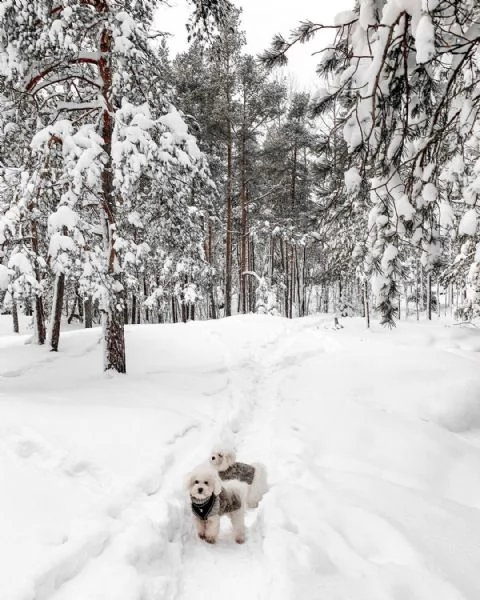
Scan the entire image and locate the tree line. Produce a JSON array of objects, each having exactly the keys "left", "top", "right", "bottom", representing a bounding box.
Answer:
[{"left": 1, "top": 0, "right": 479, "bottom": 372}]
